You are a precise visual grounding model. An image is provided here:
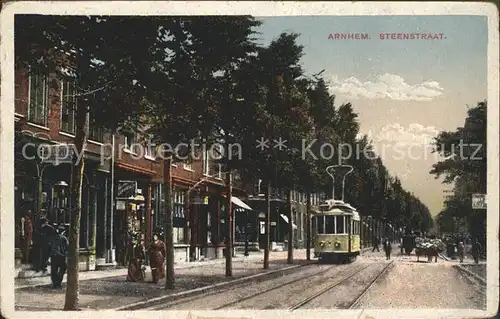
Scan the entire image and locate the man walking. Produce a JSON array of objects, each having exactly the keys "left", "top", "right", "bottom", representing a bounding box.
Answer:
[
  {"left": 472, "top": 239, "right": 482, "bottom": 264},
  {"left": 372, "top": 235, "right": 380, "bottom": 252},
  {"left": 48, "top": 226, "right": 69, "bottom": 288},
  {"left": 458, "top": 241, "right": 465, "bottom": 263},
  {"left": 383, "top": 237, "right": 392, "bottom": 260}
]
